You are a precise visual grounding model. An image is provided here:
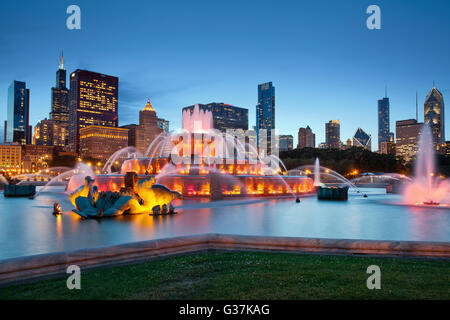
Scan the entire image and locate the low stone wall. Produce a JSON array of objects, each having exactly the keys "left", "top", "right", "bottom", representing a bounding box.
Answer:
[{"left": 0, "top": 234, "right": 449, "bottom": 285}]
